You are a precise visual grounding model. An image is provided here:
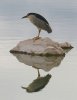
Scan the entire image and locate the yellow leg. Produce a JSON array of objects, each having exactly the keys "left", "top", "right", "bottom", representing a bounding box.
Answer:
[{"left": 33, "top": 29, "right": 41, "bottom": 40}]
